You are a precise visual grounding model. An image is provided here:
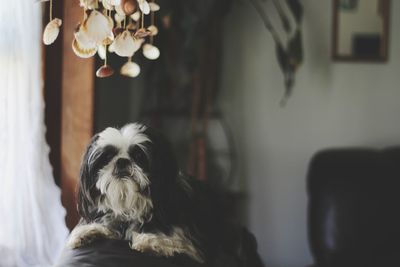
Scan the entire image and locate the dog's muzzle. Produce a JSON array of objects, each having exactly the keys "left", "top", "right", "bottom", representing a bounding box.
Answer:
[{"left": 114, "top": 158, "right": 132, "bottom": 178}]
